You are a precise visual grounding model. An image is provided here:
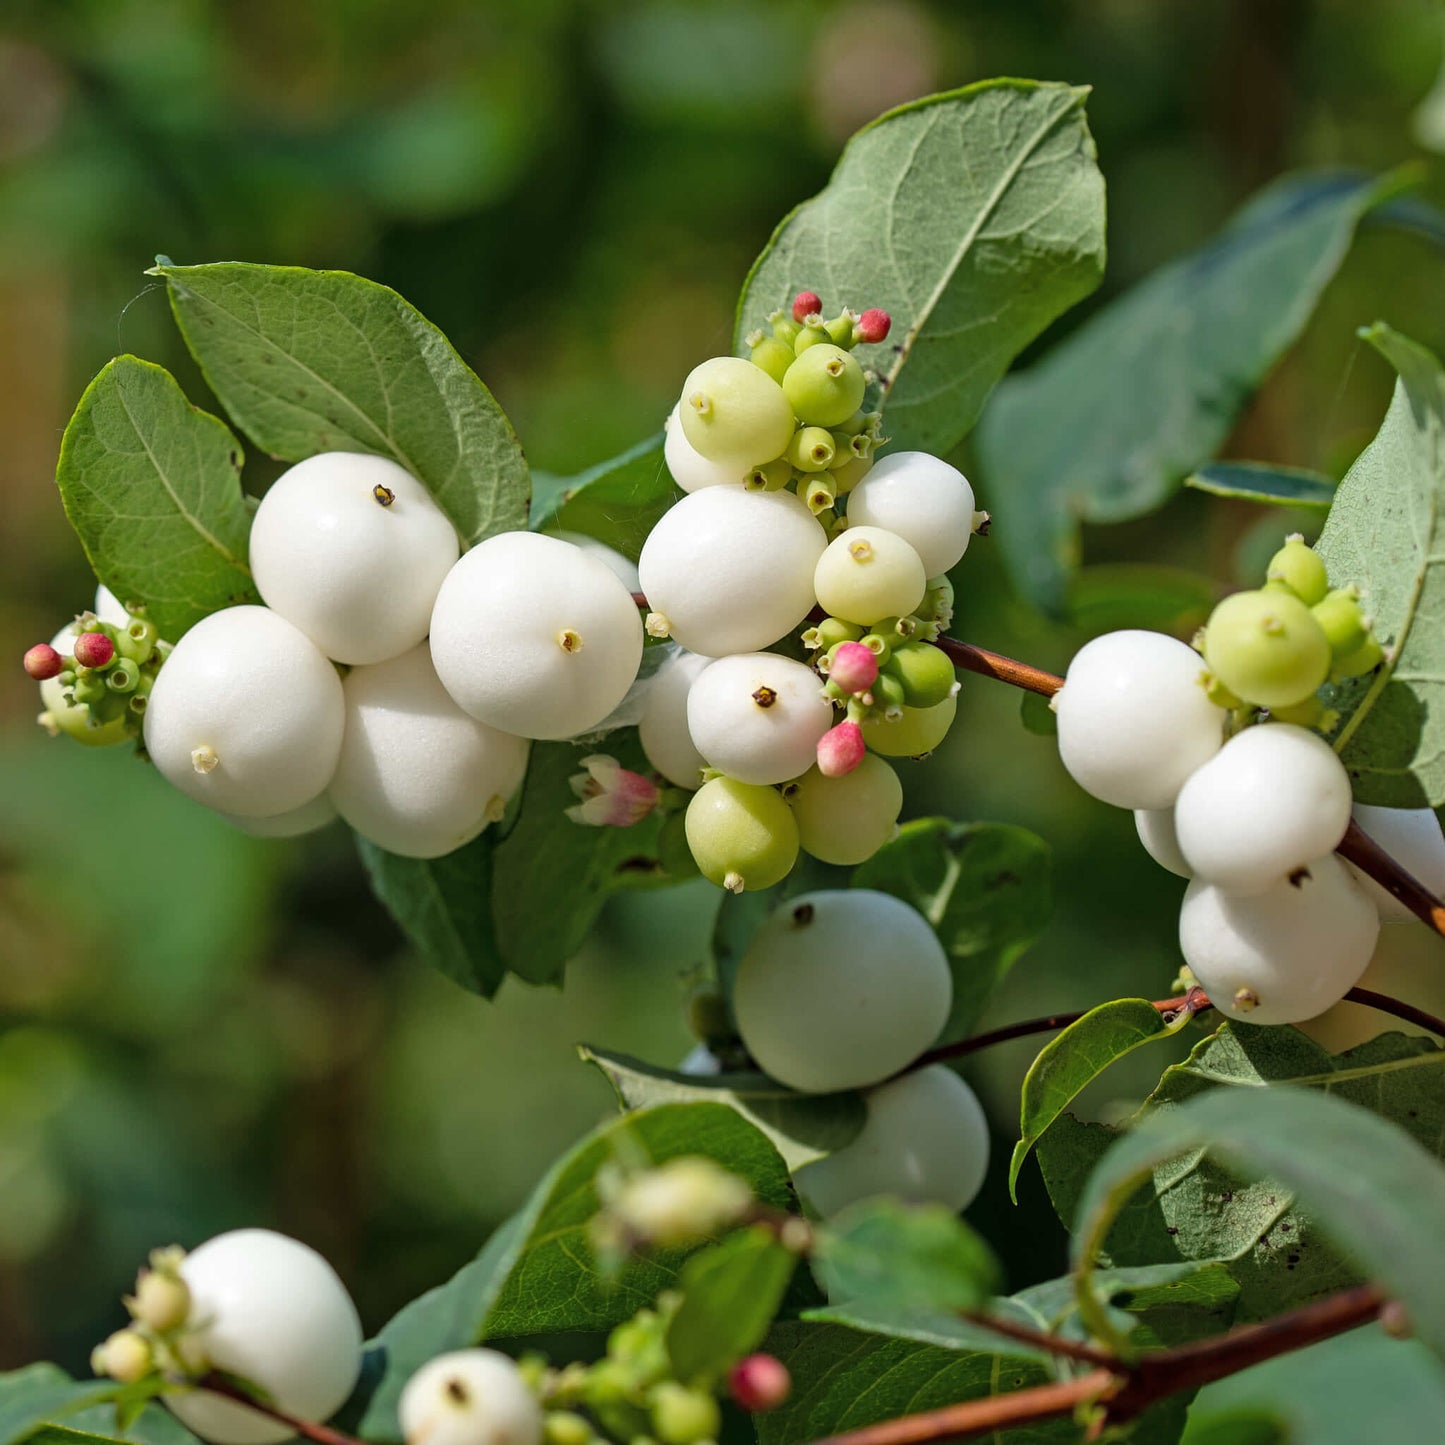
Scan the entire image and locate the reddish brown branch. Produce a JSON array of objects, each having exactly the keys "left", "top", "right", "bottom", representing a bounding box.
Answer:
[
  {"left": 1343, "top": 986, "right": 1445, "bottom": 1037},
  {"left": 931, "top": 635, "right": 1063, "bottom": 697},
  {"left": 957, "top": 1311, "right": 1118, "bottom": 1369},
  {"left": 1336, "top": 818, "right": 1445, "bottom": 938},
  {"left": 194, "top": 1374, "right": 365, "bottom": 1445}
]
